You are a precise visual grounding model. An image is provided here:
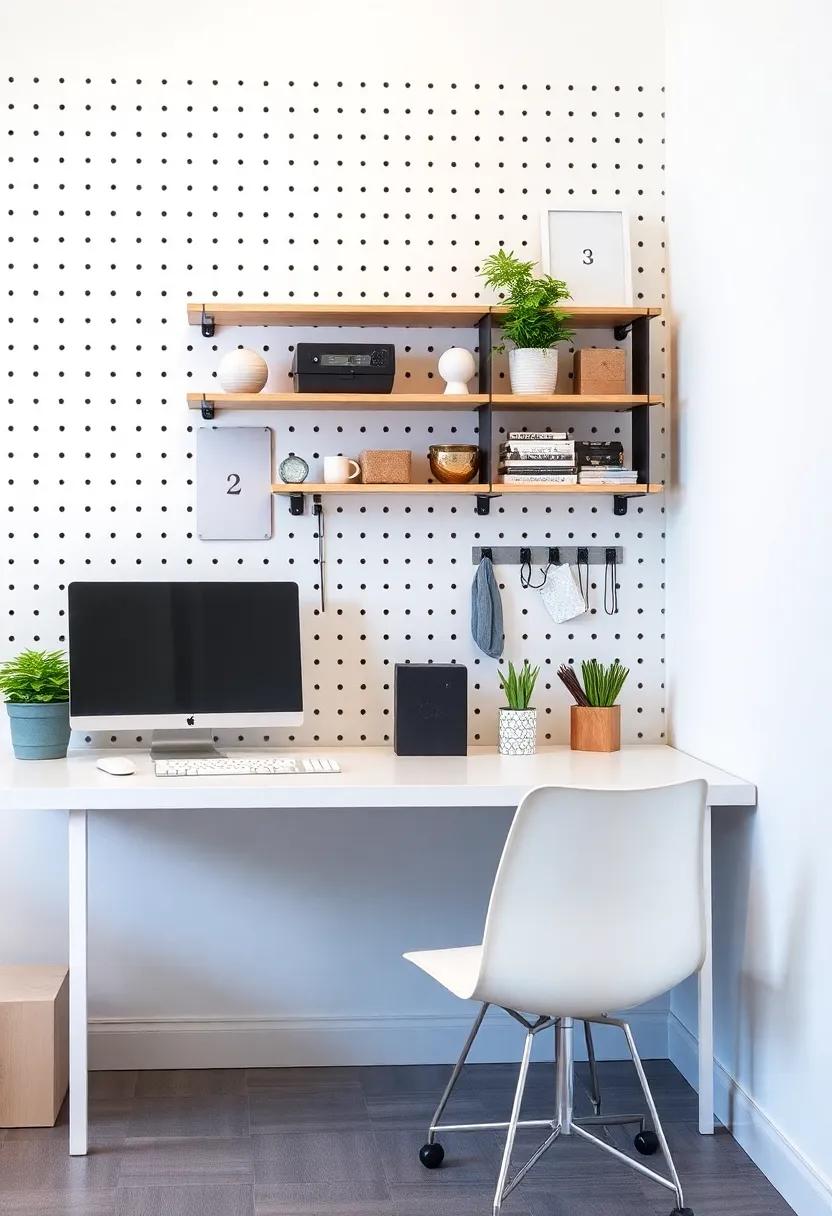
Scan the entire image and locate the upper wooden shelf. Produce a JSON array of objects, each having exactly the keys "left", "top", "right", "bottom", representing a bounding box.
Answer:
[
  {"left": 188, "top": 303, "right": 488, "bottom": 328},
  {"left": 272, "top": 482, "right": 487, "bottom": 495},
  {"left": 188, "top": 392, "right": 487, "bottom": 412},
  {"left": 187, "top": 302, "right": 661, "bottom": 330},
  {"left": 490, "top": 305, "right": 661, "bottom": 328}
]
